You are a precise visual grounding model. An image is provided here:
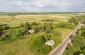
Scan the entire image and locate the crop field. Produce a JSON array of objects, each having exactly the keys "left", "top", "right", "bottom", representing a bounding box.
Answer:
[{"left": 0, "top": 13, "right": 82, "bottom": 55}]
